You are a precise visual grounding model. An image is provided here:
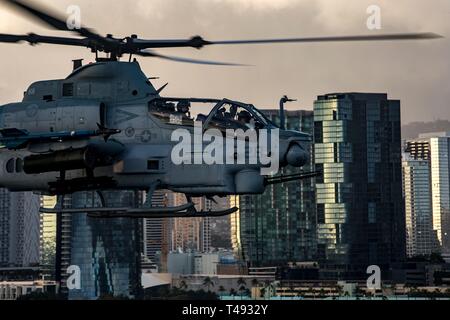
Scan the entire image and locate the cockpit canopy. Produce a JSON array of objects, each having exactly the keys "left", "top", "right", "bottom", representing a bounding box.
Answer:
[{"left": 148, "top": 97, "right": 277, "bottom": 131}]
